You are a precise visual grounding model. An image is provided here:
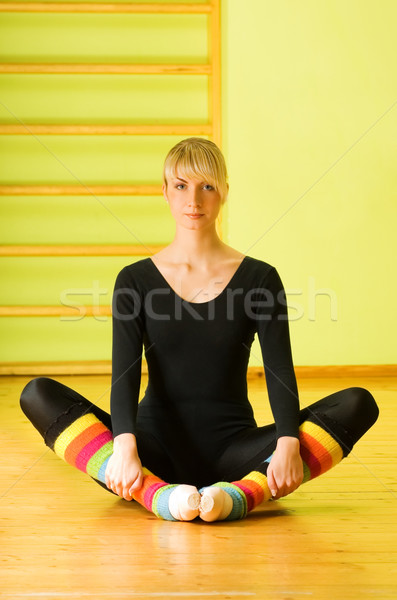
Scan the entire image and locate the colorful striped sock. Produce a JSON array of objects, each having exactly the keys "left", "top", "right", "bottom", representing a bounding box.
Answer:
[
  {"left": 299, "top": 419, "right": 344, "bottom": 483},
  {"left": 50, "top": 410, "right": 200, "bottom": 521},
  {"left": 133, "top": 474, "right": 200, "bottom": 521},
  {"left": 53, "top": 412, "right": 114, "bottom": 483},
  {"left": 199, "top": 416, "right": 346, "bottom": 522},
  {"left": 199, "top": 471, "right": 271, "bottom": 522},
  {"left": 255, "top": 419, "right": 345, "bottom": 487}
]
